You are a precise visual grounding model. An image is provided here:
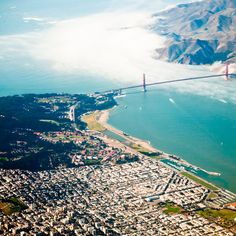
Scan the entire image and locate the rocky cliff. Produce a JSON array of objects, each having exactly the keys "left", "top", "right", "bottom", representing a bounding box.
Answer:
[{"left": 153, "top": 0, "right": 236, "bottom": 65}]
